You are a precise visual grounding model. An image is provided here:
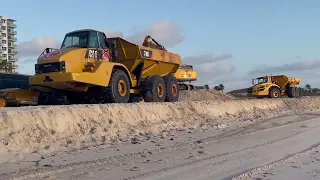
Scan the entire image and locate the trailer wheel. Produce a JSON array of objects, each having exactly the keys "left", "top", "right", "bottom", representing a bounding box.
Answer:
[
  {"left": 105, "top": 69, "right": 130, "bottom": 103},
  {"left": 268, "top": 88, "right": 281, "bottom": 98},
  {"left": 141, "top": 75, "right": 166, "bottom": 102},
  {"left": 164, "top": 74, "right": 179, "bottom": 102}
]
